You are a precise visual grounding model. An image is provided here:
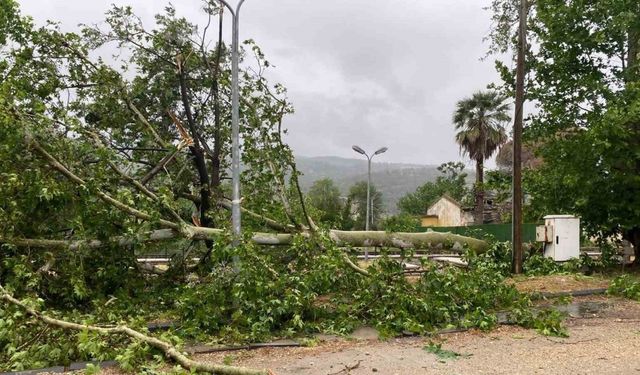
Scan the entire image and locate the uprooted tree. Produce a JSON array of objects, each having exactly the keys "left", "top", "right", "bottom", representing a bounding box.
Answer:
[{"left": 0, "top": 1, "right": 504, "bottom": 372}]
